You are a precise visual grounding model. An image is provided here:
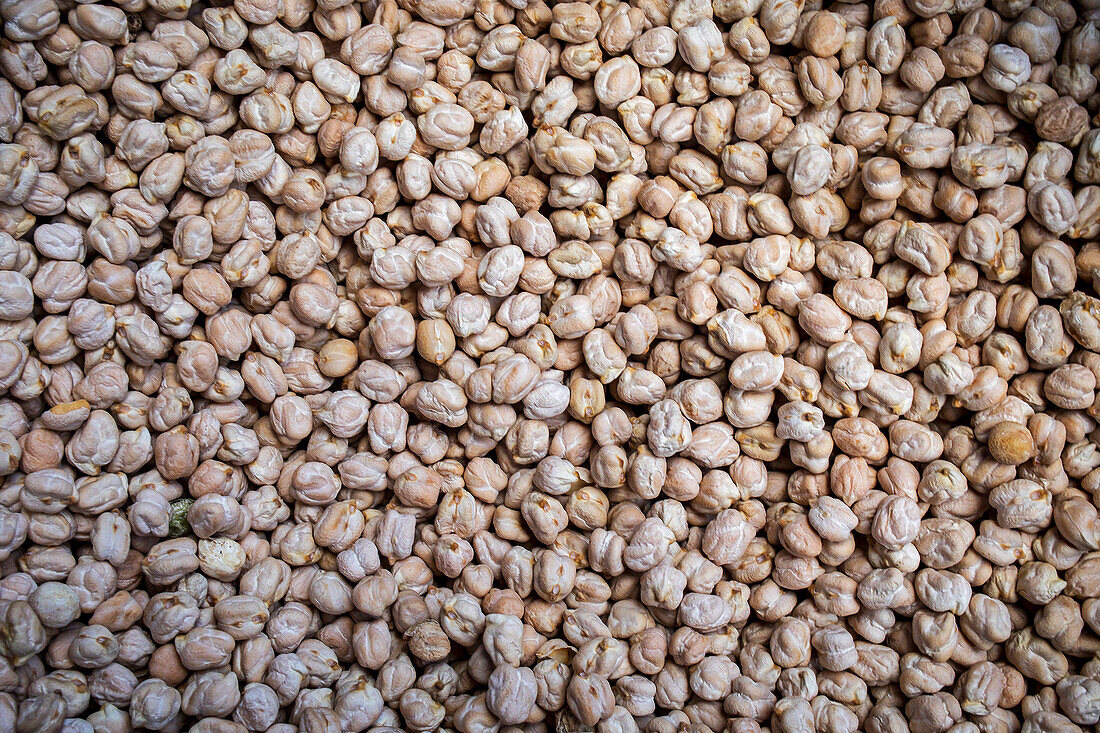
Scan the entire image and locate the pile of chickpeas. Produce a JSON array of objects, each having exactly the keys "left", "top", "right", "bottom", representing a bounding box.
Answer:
[{"left": 0, "top": 0, "right": 1099, "bottom": 729}]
